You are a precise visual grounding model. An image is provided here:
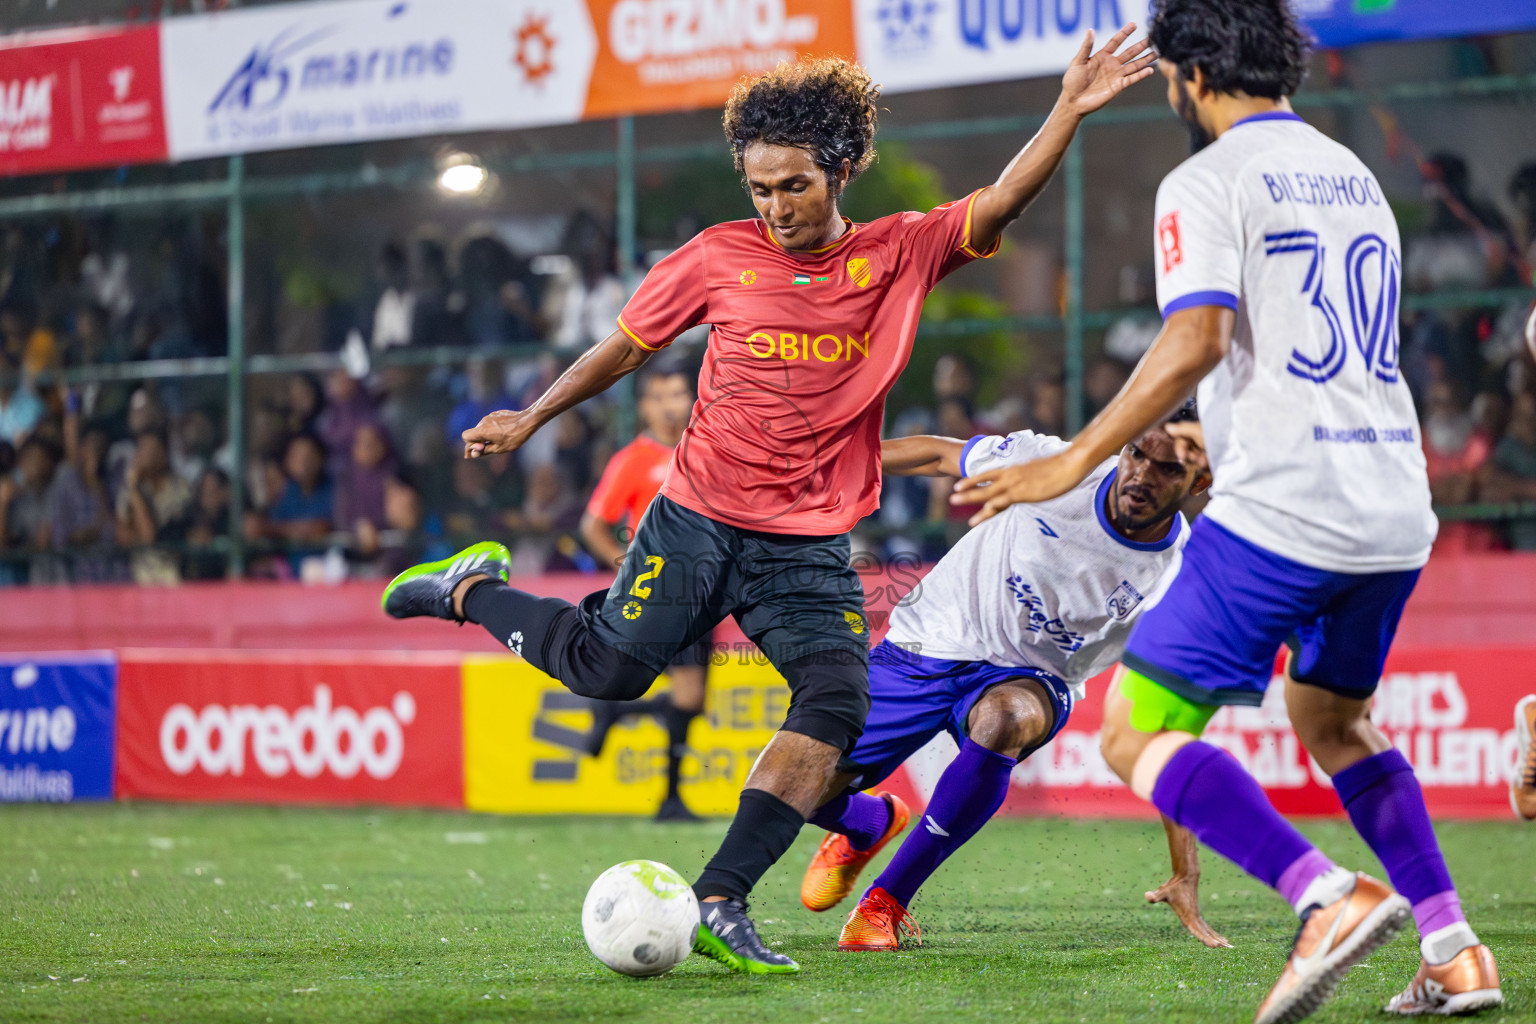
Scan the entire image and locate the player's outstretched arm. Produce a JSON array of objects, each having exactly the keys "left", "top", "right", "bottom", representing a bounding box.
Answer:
[
  {"left": 463, "top": 328, "right": 651, "bottom": 457},
  {"left": 968, "top": 24, "right": 1156, "bottom": 253},
  {"left": 951, "top": 305, "right": 1230, "bottom": 524},
  {"left": 1146, "top": 813, "right": 1232, "bottom": 949},
  {"left": 881, "top": 435, "right": 966, "bottom": 477}
]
